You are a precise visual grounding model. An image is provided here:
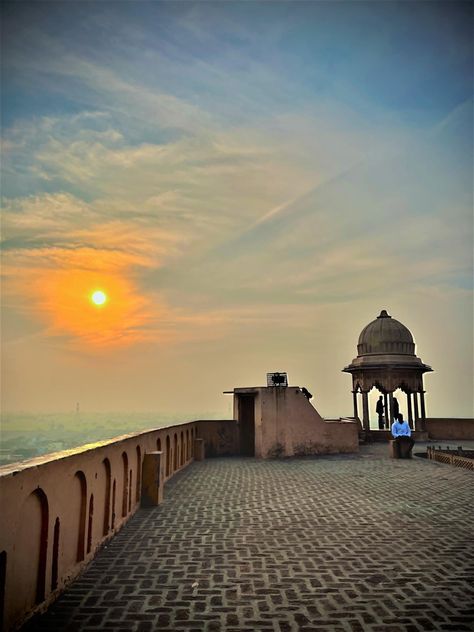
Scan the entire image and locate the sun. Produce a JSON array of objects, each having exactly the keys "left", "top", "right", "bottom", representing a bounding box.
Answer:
[{"left": 90, "top": 290, "right": 108, "bottom": 306}]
